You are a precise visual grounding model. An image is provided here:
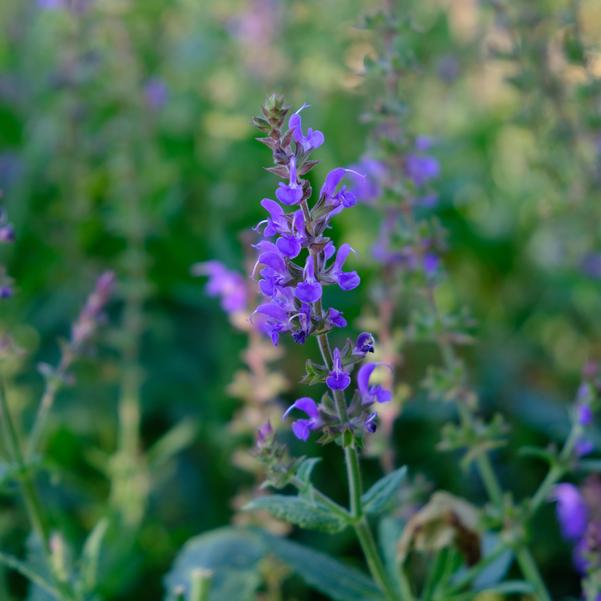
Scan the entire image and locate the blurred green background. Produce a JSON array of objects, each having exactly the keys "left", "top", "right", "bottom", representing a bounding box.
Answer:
[{"left": 1, "top": 0, "right": 601, "bottom": 598}]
